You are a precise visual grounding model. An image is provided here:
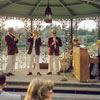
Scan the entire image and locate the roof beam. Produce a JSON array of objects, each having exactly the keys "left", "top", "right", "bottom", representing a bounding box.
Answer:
[
  {"left": 30, "top": 0, "right": 43, "bottom": 16},
  {"left": 78, "top": 0, "right": 100, "bottom": 9},
  {"left": 16, "top": 2, "right": 36, "bottom": 6},
  {"left": 16, "top": 2, "right": 83, "bottom": 7},
  {"left": 83, "top": 0, "right": 100, "bottom": 4},
  {"left": 0, "top": 2, "right": 10, "bottom": 9},
  {"left": 57, "top": 0, "right": 75, "bottom": 16},
  {"left": 66, "top": 2, "right": 83, "bottom": 6},
  {"left": 0, "top": 0, "right": 22, "bottom": 9},
  {"left": 8, "top": 0, "right": 13, "bottom": 3}
]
